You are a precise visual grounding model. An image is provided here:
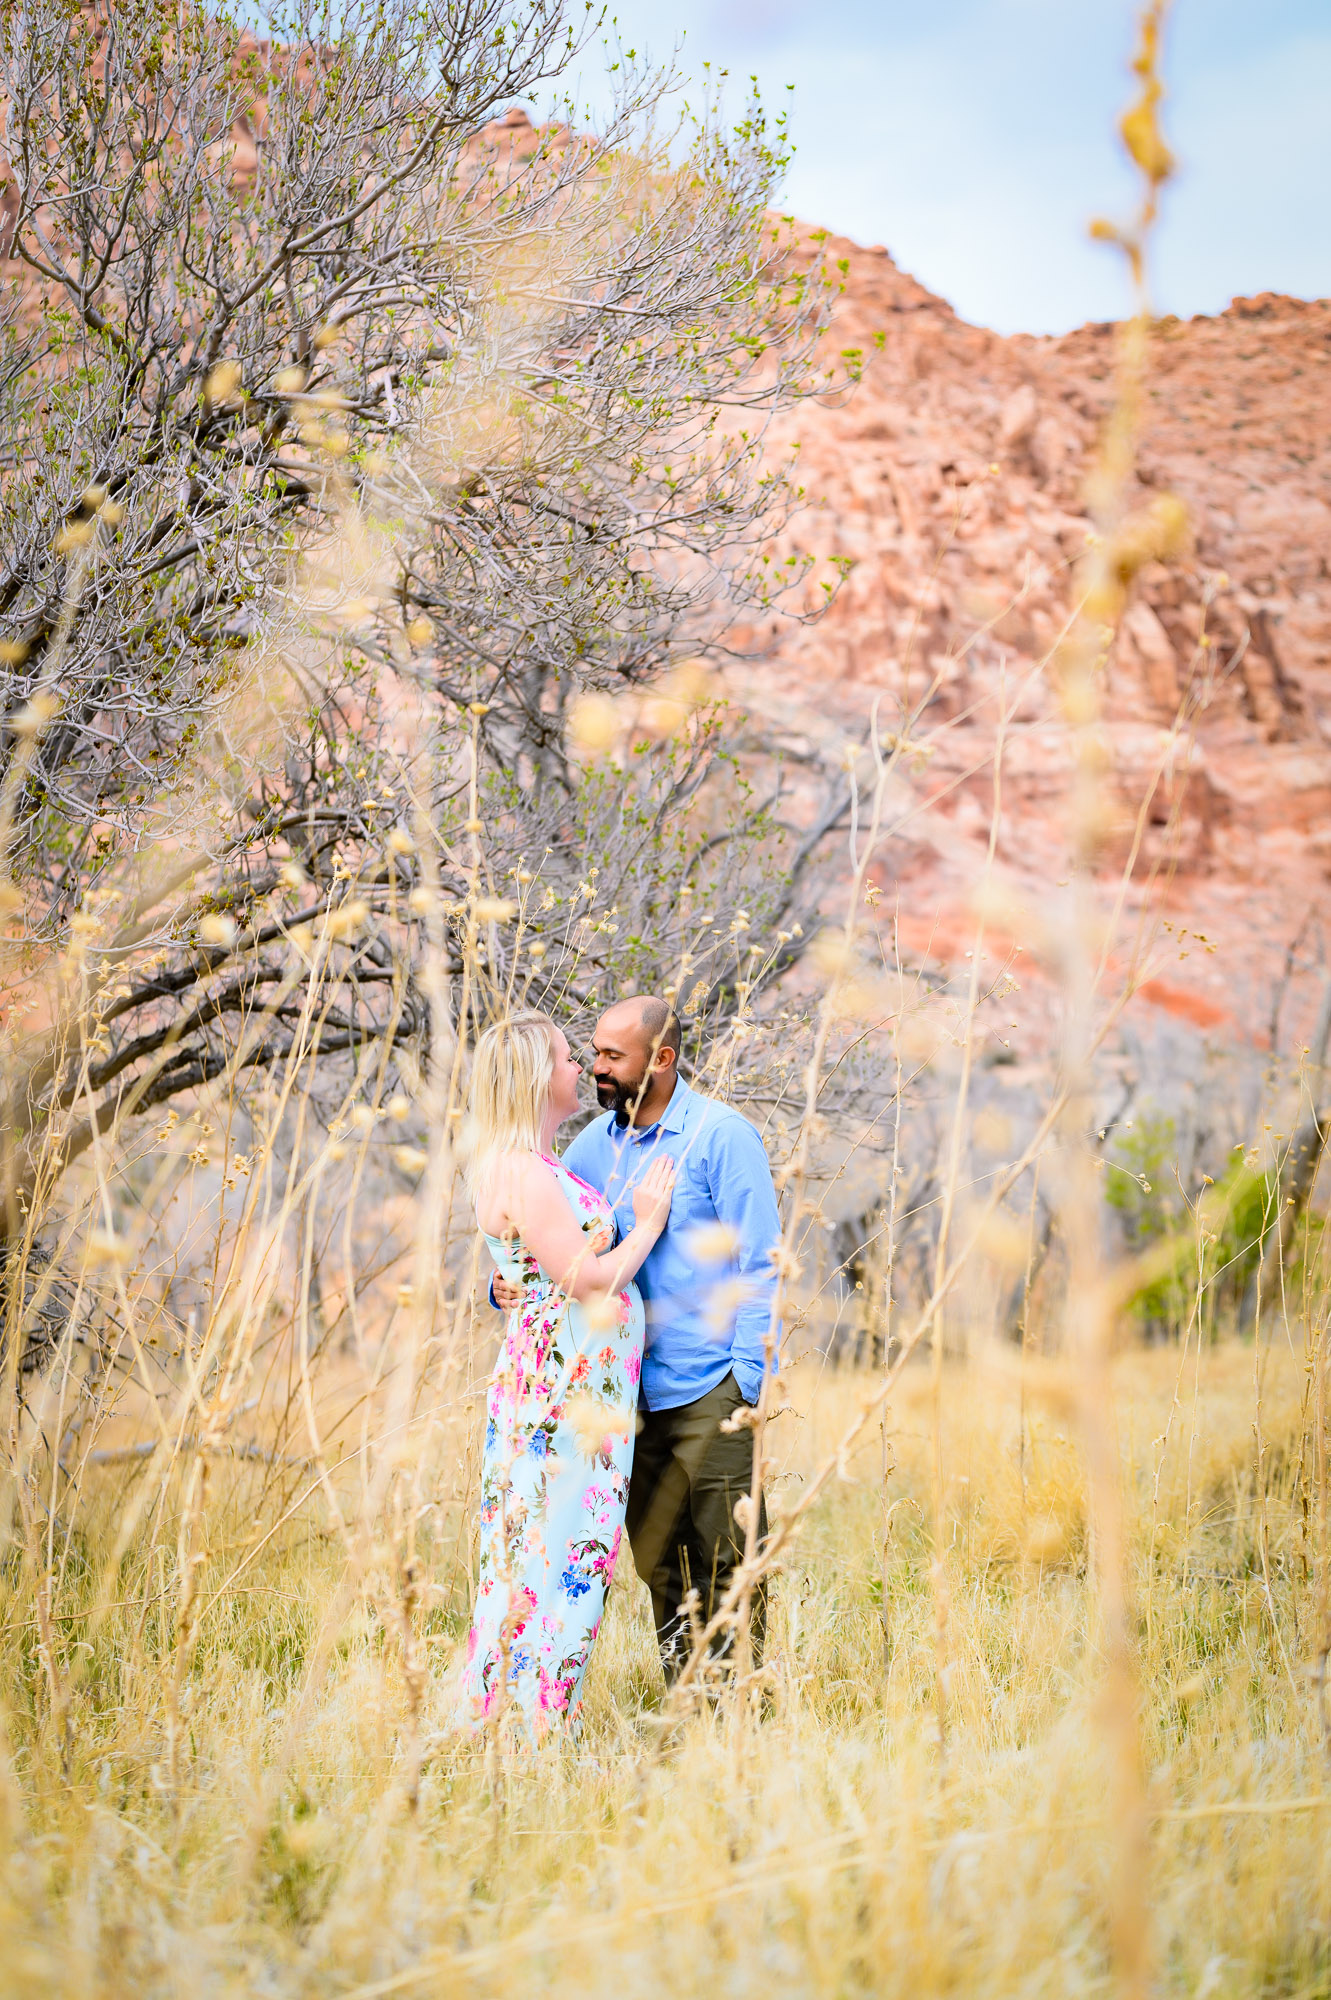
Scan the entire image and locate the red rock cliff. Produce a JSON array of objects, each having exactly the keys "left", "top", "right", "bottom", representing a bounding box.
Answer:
[{"left": 731, "top": 230, "right": 1331, "bottom": 1047}]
